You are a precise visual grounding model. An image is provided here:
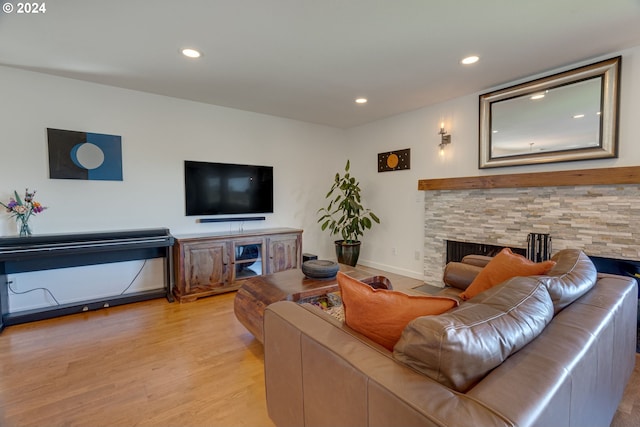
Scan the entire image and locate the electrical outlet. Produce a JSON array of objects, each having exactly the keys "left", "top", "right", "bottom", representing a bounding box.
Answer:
[
  {"left": 392, "top": 247, "right": 397, "bottom": 256},
  {"left": 414, "top": 250, "right": 421, "bottom": 261}
]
